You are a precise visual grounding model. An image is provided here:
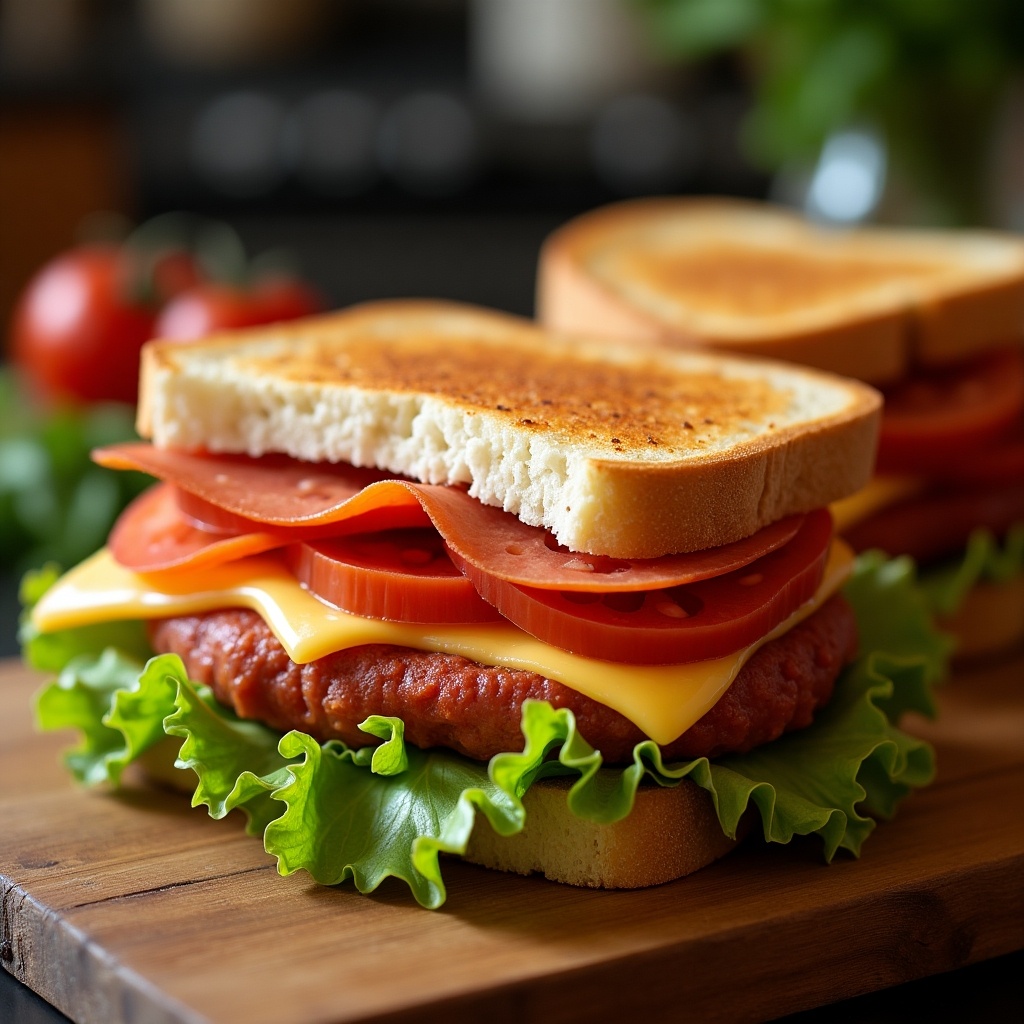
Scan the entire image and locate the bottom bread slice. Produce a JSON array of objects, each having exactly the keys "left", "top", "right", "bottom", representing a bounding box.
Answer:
[
  {"left": 463, "top": 776, "right": 741, "bottom": 889},
  {"left": 138, "top": 744, "right": 741, "bottom": 889}
]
